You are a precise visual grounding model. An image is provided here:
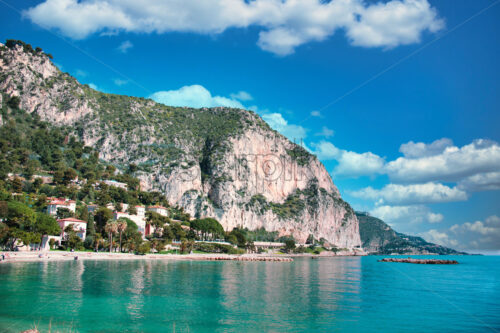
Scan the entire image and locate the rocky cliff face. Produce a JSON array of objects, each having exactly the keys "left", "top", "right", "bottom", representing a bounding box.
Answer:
[{"left": 0, "top": 41, "right": 361, "bottom": 248}]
